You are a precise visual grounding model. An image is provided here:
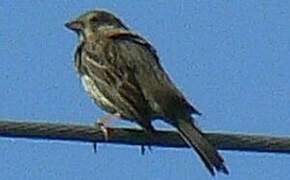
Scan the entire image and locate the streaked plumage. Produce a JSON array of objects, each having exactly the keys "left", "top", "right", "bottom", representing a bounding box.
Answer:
[{"left": 66, "top": 10, "right": 228, "bottom": 175}]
